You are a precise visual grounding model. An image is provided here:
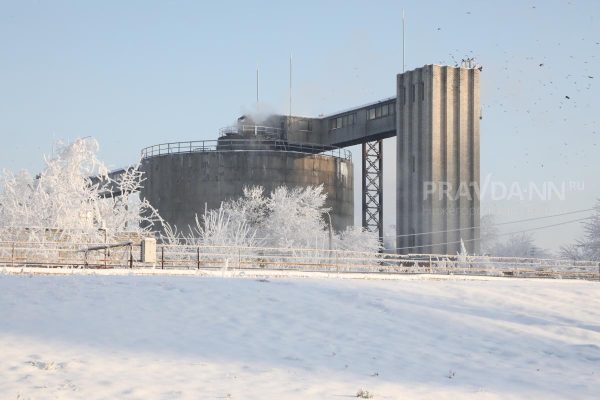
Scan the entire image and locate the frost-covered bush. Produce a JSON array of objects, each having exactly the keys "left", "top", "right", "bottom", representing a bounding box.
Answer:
[
  {"left": 356, "top": 389, "right": 374, "bottom": 399},
  {"left": 479, "top": 214, "right": 499, "bottom": 255},
  {"left": 162, "top": 185, "right": 381, "bottom": 265}
]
